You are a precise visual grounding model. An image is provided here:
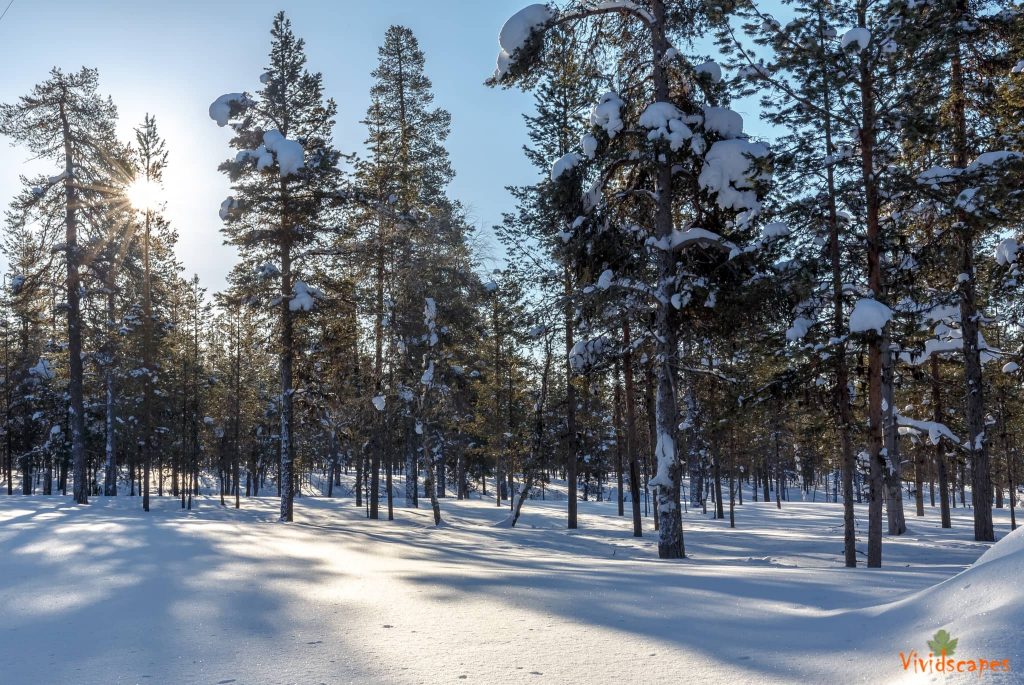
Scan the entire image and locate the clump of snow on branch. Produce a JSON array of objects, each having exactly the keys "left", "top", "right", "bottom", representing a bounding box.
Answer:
[
  {"left": 702, "top": 106, "right": 743, "bottom": 140},
  {"left": 209, "top": 93, "right": 254, "bottom": 127},
  {"left": 219, "top": 197, "right": 238, "bottom": 220},
  {"left": 569, "top": 337, "right": 608, "bottom": 372},
  {"left": 289, "top": 281, "right": 324, "bottom": 312},
  {"left": 29, "top": 358, "right": 54, "bottom": 381},
  {"left": 372, "top": 395, "right": 386, "bottom": 411},
  {"left": 581, "top": 133, "right": 598, "bottom": 159},
  {"left": 590, "top": 92, "right": 625, "bottom": 138},
  {"left": 840, "top": 28, "right": 871, "bottom": 51},
  {"left": 697, "top": 140, "right": 770, "bottom": 216},
  {"left": 493, "top": 4, "right": 555, "bottom": 79},
  {"left": 262, "top": 130, "right": 305, "bottom": 177},
  {"left": 551, "top": 152, "right": 581, "bottom": 181},
  {"left": 995, "top": 238, "right": 1019, "bottom": 266},
  {"left": 849, "top": 298, "right": 892, "bottom": 334},
  {"left": 695, "top": 61, "right": 722, "bottom": 83},
  {"left": 639, "top": 102, "right": 692, "bottom": 151}
]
